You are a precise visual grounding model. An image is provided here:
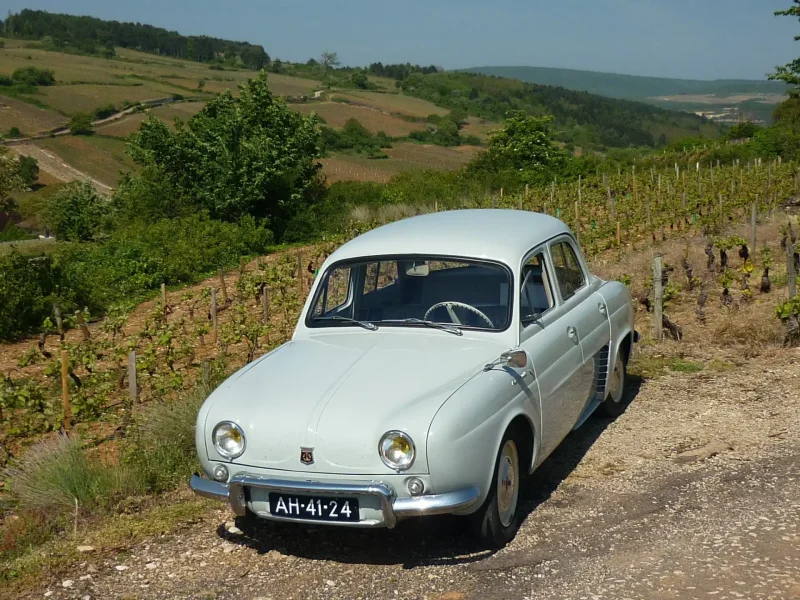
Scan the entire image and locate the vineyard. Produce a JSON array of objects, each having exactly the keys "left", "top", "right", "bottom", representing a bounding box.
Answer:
[{"left": 1, "top": 157, "right": 799, "bottom": 464}]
